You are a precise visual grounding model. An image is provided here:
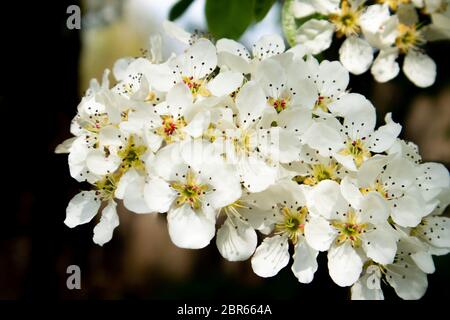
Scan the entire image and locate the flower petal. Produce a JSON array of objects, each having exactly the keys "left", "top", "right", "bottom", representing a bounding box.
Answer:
[
  {"left": 216, "top": 216, "right": 257, "bottom": 261},
  {"left": 167, "top": 204, "right": 216, "bottom": 249},
  {"left": 304, "top": 215, "right": 338, "bottom": 251},
  {"left": 327, "top": 242, "right": 363, "bottom": 287},
  {"left": 93, "top": 201, "right": 119, "bottom": 246},
  {"left": 251, "top": 235, "right": 290, "bottom": 278},
  {"left": 371, "top": 49, "right": 400, "bottom": 83},
  {"left": 291, "top": 240, "right": 319, "bottom": 283},
  {"left": 144, "top": 177, "right": 177, "bottom": 213},
  {"left": 339, "top": 37, "right": 373, "bottom": 75},
  {"left": 207, "top": 71, "right": 243, "bottom": 96},
  {"left": 65, "top": 191, "right": 101, "bottom": 228},
  {"left": 403, "top": 51, "right": 436, "bottom": 88},
  {"left": 295, "top": 19, "right": 334, "bottom": 55}
]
